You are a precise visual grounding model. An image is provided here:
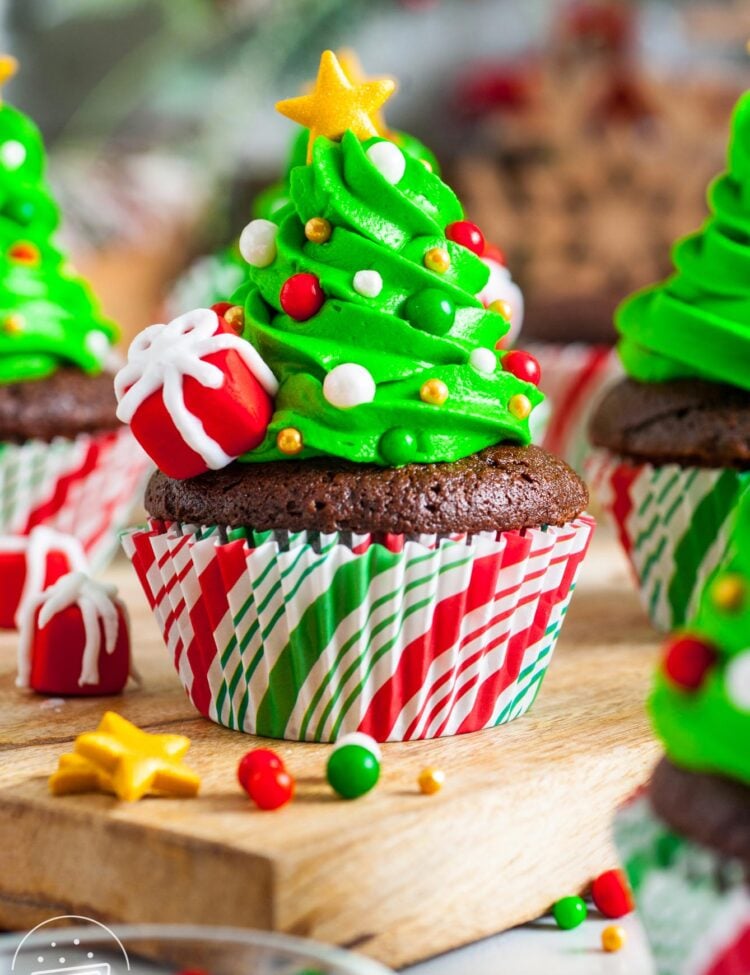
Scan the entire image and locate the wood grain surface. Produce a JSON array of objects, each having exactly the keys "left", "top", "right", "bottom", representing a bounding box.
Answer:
[{"left": 0, "top": 527, "right": 662, "bottom": 969}]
